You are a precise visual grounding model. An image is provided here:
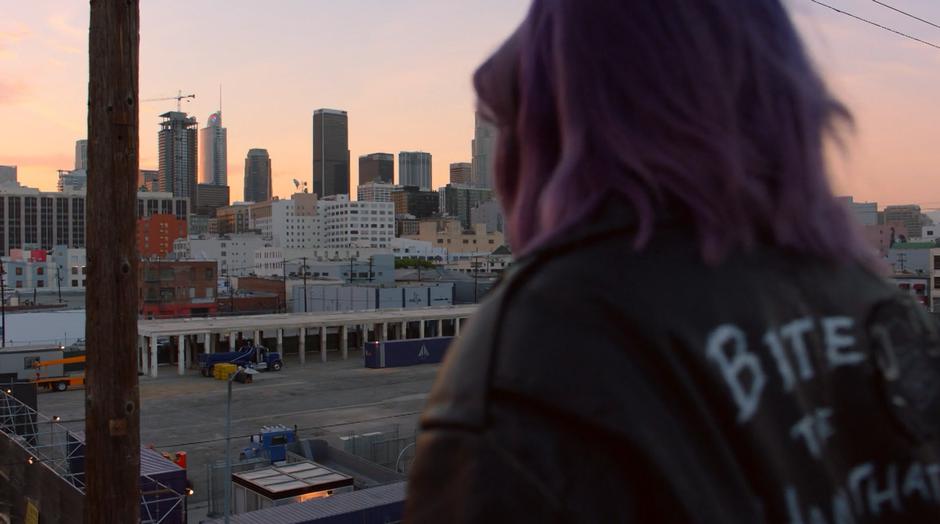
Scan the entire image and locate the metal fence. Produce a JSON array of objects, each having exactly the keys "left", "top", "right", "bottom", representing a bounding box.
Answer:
[
  {"left": 0, "top": 390, "right": 185, "bottom": 524},
  {"left": 205, "top": 456, "right": 270, "bottom": 518},
  {"left": 340, "top": 425, "right": 418, "bottom": 474}
]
